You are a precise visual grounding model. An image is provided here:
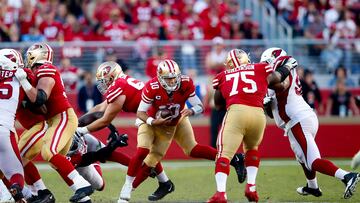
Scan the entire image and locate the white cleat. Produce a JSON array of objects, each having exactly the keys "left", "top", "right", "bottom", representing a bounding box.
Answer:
[{"left": 118, "top": 182, "right": 133, "bottom": 202}]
